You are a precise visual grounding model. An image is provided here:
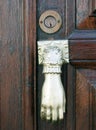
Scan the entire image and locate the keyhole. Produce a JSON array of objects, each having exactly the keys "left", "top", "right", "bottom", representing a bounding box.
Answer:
[
  {"left": 50, "top": 23, "right": 52, "bottom": 28},
  {"left": 44, "top": 16, "right": 56, "bottom": 28}
]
